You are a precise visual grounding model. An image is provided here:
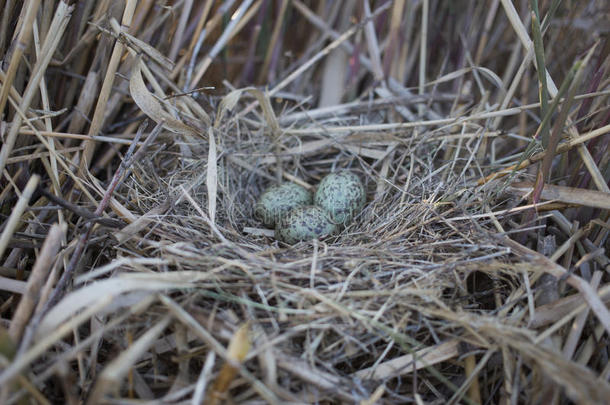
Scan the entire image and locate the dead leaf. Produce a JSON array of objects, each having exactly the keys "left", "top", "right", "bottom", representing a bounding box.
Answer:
[
  {"left": 208, "top": 323, "right": 250, "bottom": 405},
  {"left": 129, "top": 57, "right": 200, "bottom": 137}
]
